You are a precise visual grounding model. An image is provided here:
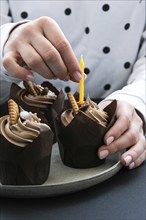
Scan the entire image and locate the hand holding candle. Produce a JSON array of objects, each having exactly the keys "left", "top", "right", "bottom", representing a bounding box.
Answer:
[{"left": 79, "top": 55, "right": 85, "bottom": 105}]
